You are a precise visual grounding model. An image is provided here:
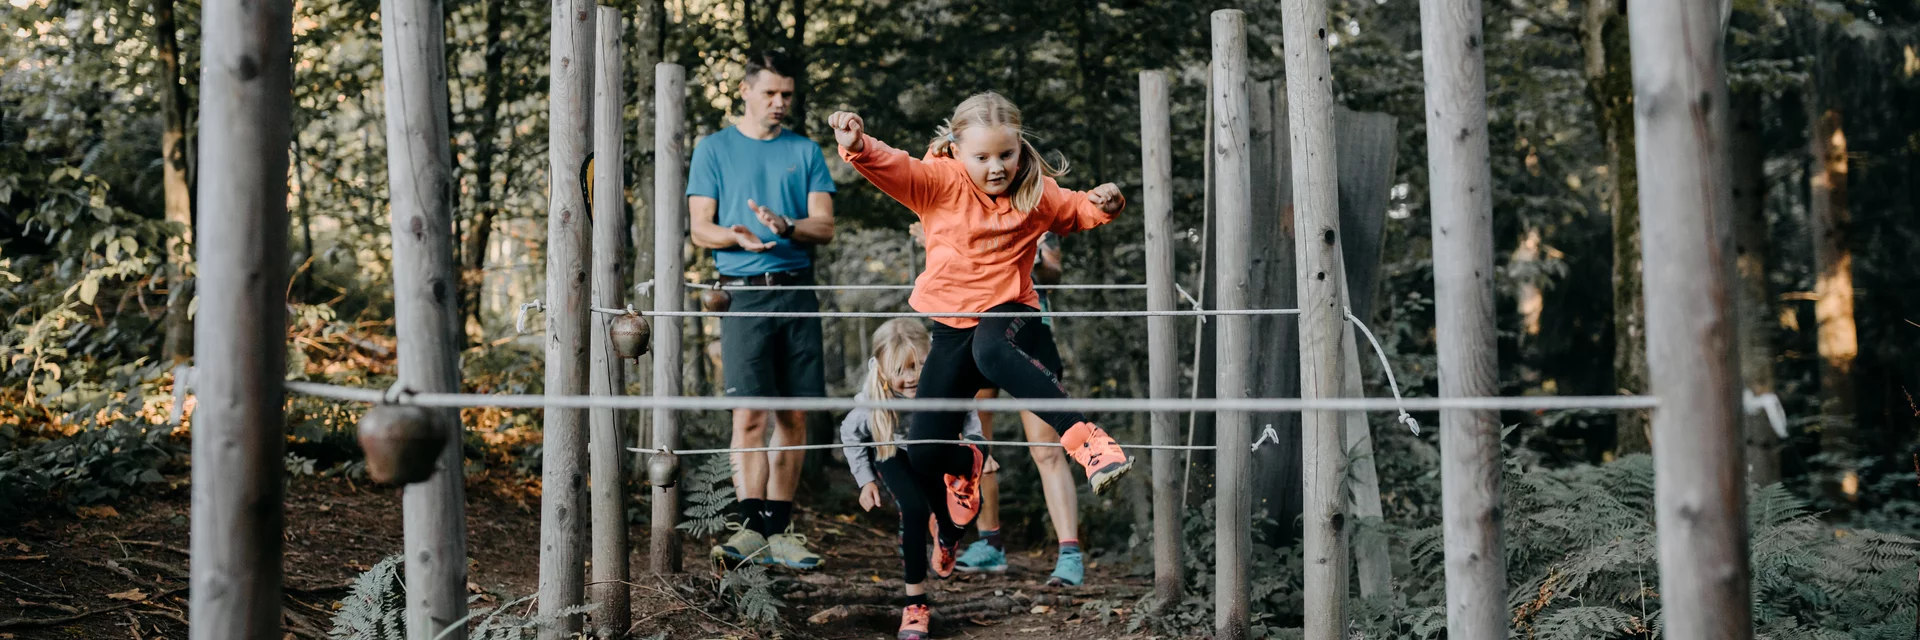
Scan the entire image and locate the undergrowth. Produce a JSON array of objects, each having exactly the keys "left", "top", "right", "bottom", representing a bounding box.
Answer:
[
  {"left": 326, "top": 554, "right": 597, "bottom": 640},
  {"left": 678, "top": 453, "right": 785, "bottom": 629}
]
